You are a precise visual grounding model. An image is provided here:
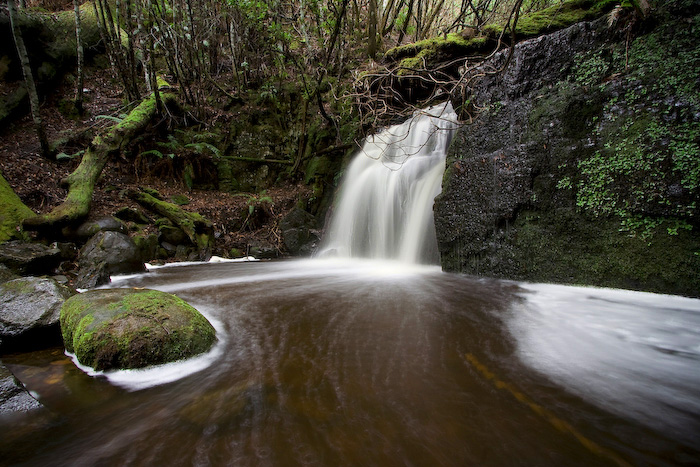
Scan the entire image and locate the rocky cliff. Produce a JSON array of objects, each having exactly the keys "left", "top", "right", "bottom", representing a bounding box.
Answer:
[{"left": 435, "top": 1, "right": 700, "bottom": 296}]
